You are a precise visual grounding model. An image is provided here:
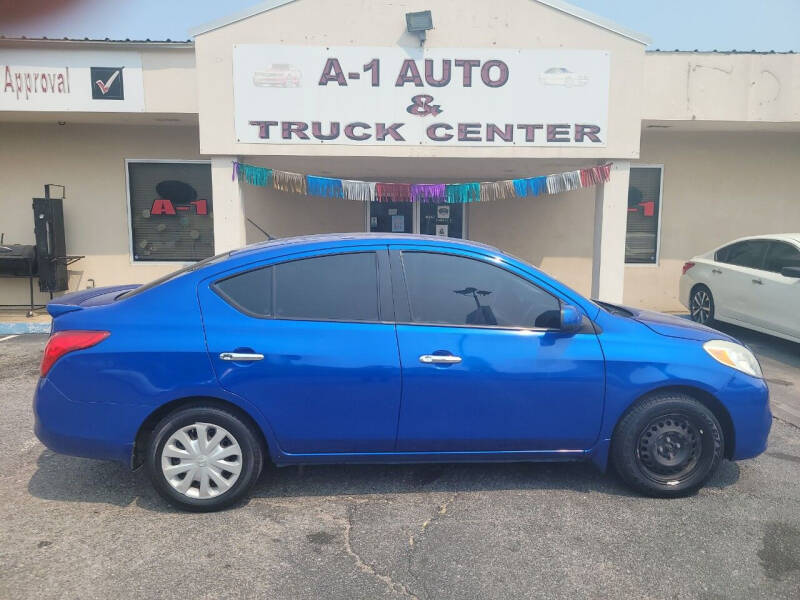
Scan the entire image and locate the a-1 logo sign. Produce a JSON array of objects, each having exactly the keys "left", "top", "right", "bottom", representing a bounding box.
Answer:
[
  {"left": 150, "top": 198, "right": 208, "bottom": 216},
  {"left": 149, "top": 180, "right": 209, "bottom": 216}
]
